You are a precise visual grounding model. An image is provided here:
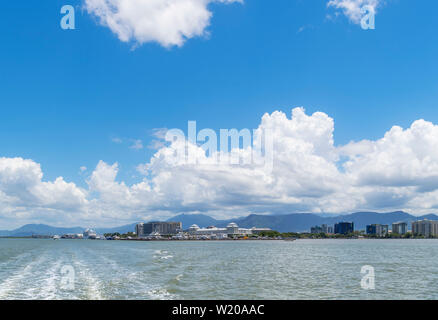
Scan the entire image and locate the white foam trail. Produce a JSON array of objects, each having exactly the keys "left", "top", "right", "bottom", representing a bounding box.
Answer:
[
  {"left": 73, "top": 260, "right": 104, "bottom": 300},
  {"left": 0, "top": 251, "right": 32, "bottom": 270},
  {"left": 147, "top": 287, "right": 177, "bottom": 300},
  {"left": 153, "top": 249, "right": 173, "bottom": 260},
  {"left": 154, "top": 250, "right": 169, "bottom": 255},
  {"left": 0, "top": 255, "right": 48, "bottom": 299},
  {"left": 34, "top": 260, "right": 63, "bottom": 300}
]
